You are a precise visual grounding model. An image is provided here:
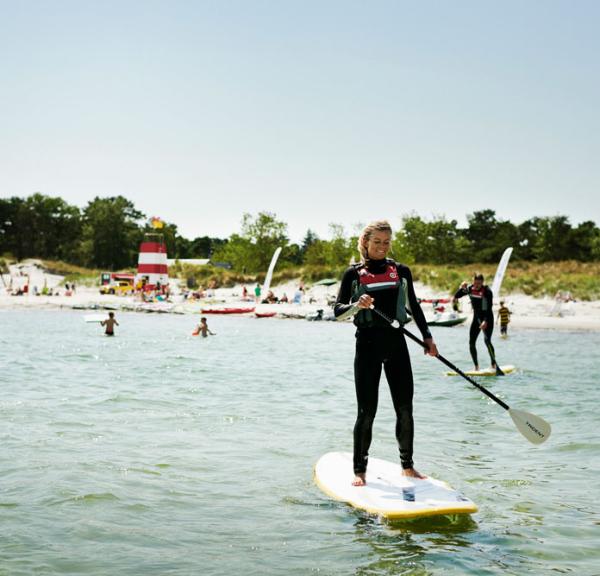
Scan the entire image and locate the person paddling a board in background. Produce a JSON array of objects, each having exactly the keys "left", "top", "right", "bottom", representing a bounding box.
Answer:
[
  {"left": 100, "top": 311, "right": 119, "bottom": 336},
  {"left": 453, "top": 274, "right": 503, "bottom": 375},
  {"left": 334, "top": 220, "right": 438, "bottom": 486}
]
